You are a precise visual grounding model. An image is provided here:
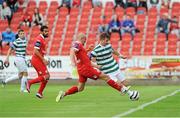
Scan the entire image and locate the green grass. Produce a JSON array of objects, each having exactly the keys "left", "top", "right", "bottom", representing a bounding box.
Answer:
[{"left": 0, "top": 85, "right": 179, "bottom": 117}]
